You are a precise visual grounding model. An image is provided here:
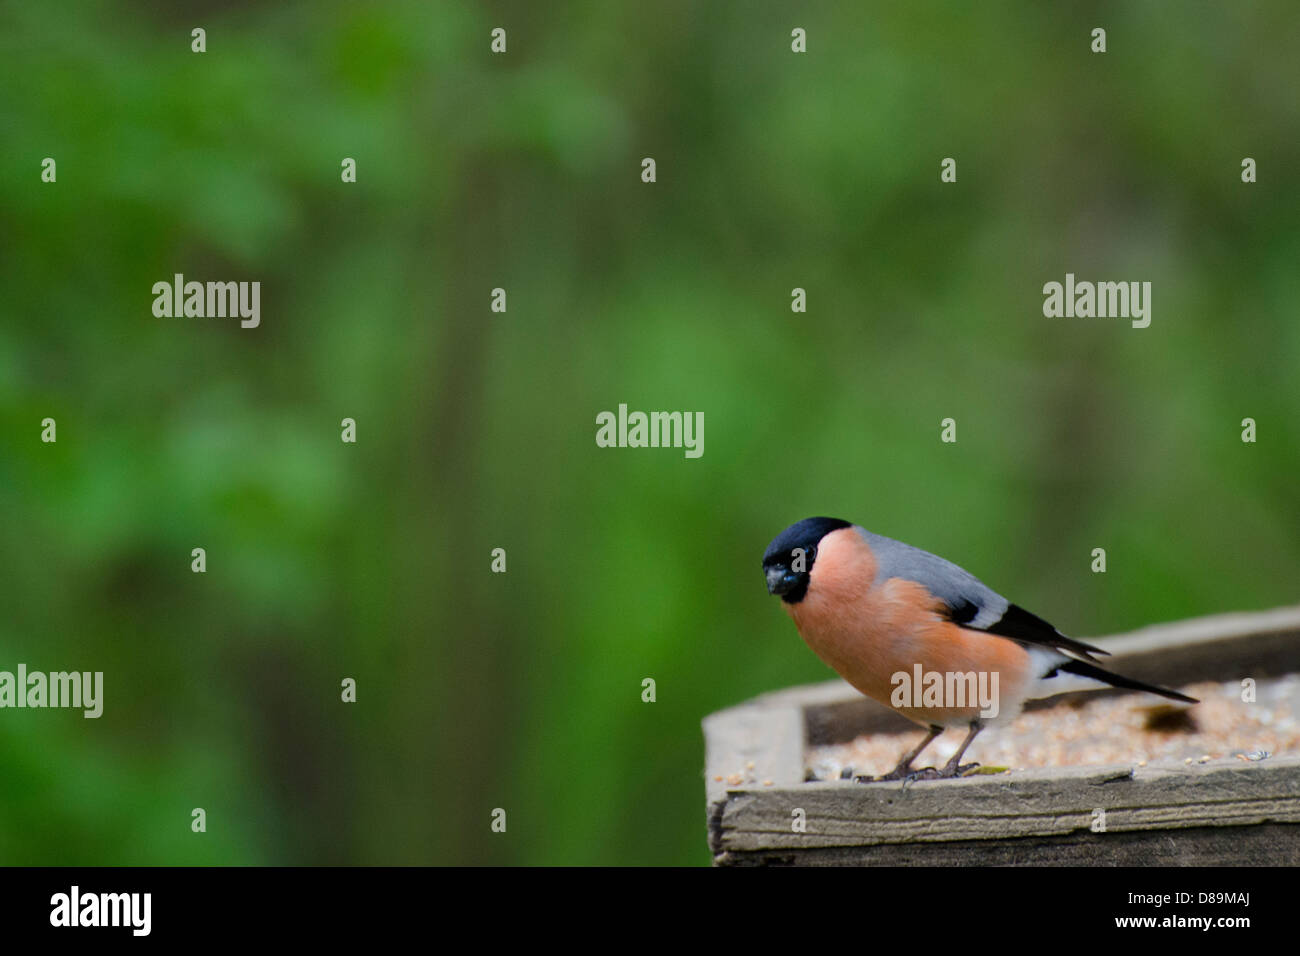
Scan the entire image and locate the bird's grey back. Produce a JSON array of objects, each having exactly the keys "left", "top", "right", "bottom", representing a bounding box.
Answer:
[{"left": 855, "top": 527, "right": 1010, "bottom": 629}]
